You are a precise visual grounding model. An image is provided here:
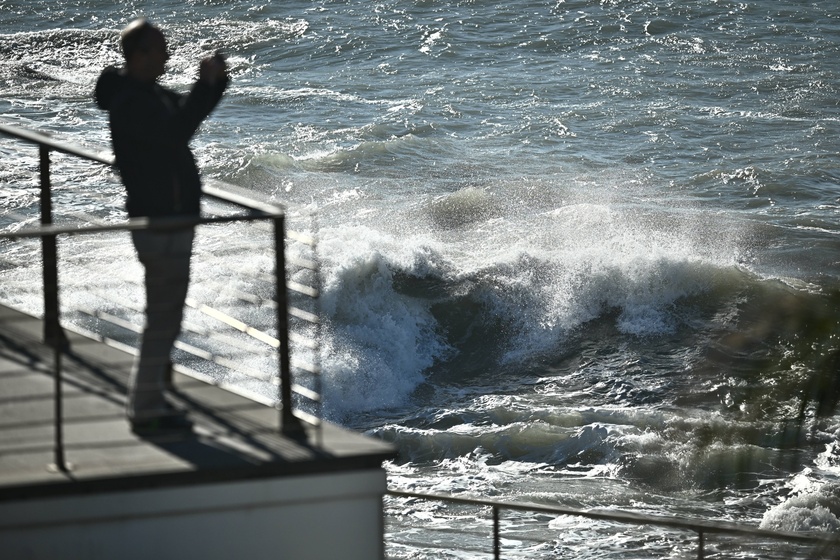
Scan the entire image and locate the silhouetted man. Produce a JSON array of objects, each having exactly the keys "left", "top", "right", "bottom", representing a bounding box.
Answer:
[{"left": 95, "top": 19, "right": 228, "bottom": 436}]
